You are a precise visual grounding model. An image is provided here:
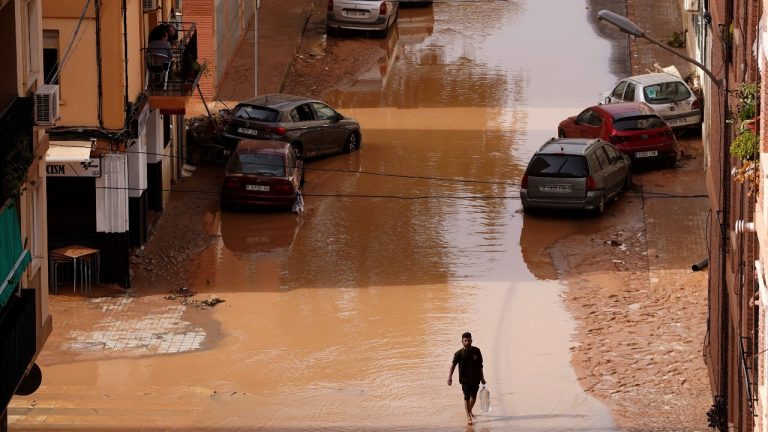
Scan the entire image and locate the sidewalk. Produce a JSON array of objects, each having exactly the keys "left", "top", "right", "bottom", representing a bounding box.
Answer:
[
  {"left": 625, "top": 0, "right": 712, "bottom": 425},
  {"left": 186, "top": 0, "right": 318, "bottom": 117}
]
